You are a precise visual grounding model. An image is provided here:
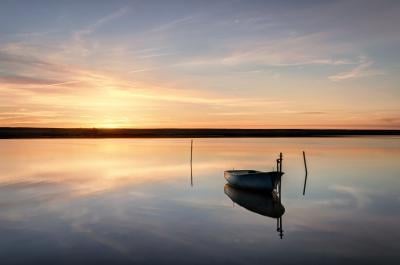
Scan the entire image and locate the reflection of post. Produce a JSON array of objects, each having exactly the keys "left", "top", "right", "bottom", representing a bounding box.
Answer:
[
  {"left": 276, "top": 216, "right": 284, "bottom": 239},
  {"left": 190, "top": 139, "right": 193, "bottom": 187},
  {"left": 276, "top": 218, "right": 279, "bottom": 232},
  {"left": 279, "top": 152, "right": 283, "bottom": 202},
  {"left": 279, "top": 153, "right": 284, "bottom": 238},
  {"left": 303, "top": 151, "right": 308, "bottom": 196}
]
